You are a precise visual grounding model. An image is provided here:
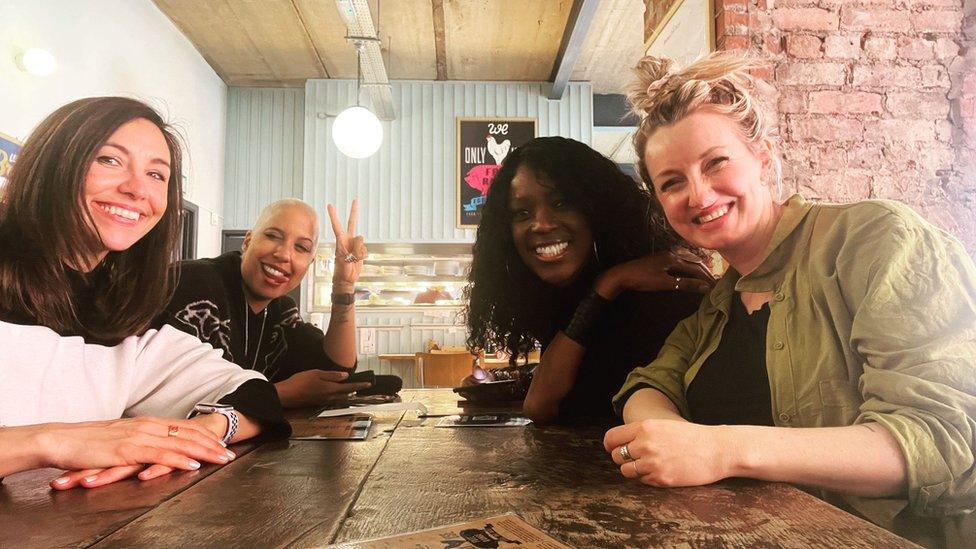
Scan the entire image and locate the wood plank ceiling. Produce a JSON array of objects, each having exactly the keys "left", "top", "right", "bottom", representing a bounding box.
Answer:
[{"left": 153, "top": 0, "right": 649, "bottom": 93}]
